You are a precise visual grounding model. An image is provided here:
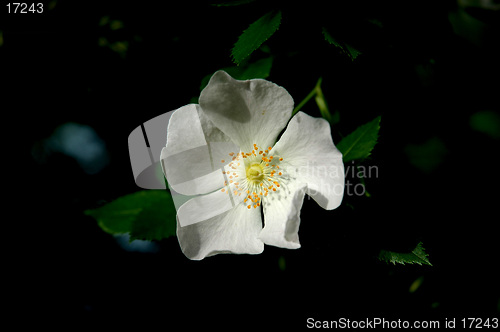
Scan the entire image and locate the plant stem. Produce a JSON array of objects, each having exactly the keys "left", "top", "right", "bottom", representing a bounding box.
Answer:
[{"left": 292, "top": 77, "right": 322, "bottom": 116}]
